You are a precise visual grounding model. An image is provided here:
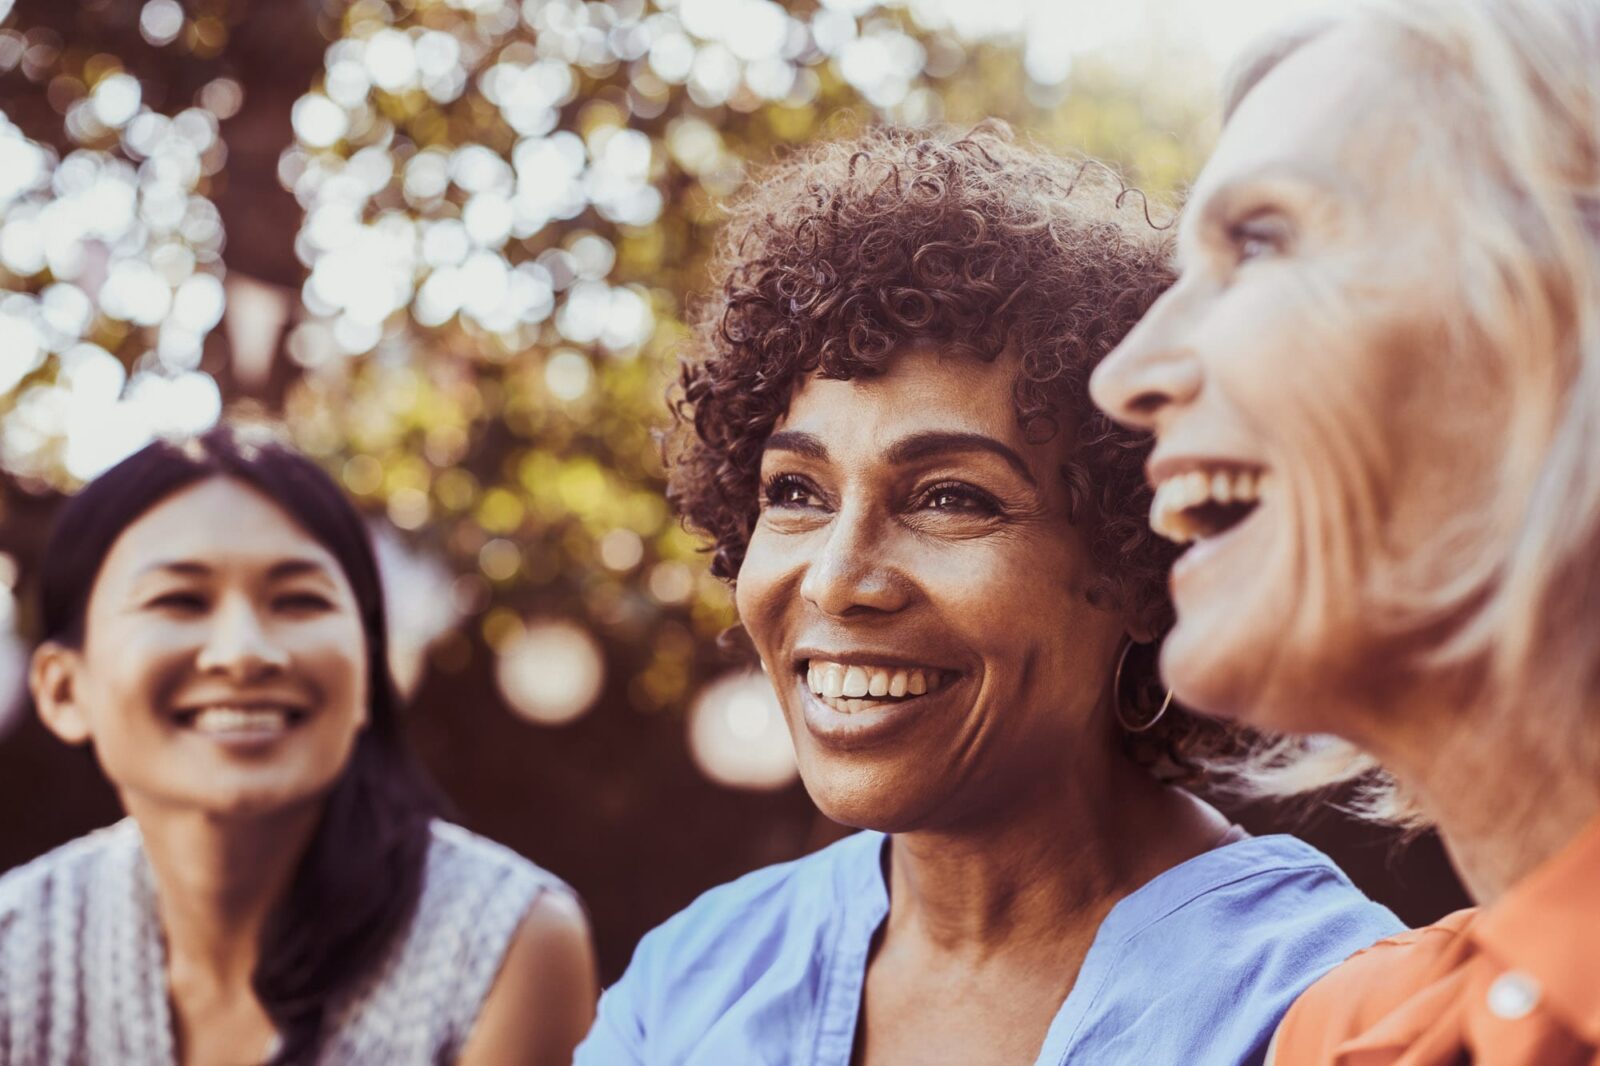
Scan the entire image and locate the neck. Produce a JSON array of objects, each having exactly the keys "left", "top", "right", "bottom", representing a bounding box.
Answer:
[
  {"left": 1363, "top": 694, "right": 1600, "bottom": 904},
  {"left": 885, "top": 743, "right": 1227, "bottom": 956},
  {"left": 126, "top": 796, "right": 324, "bottom": 991}
]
